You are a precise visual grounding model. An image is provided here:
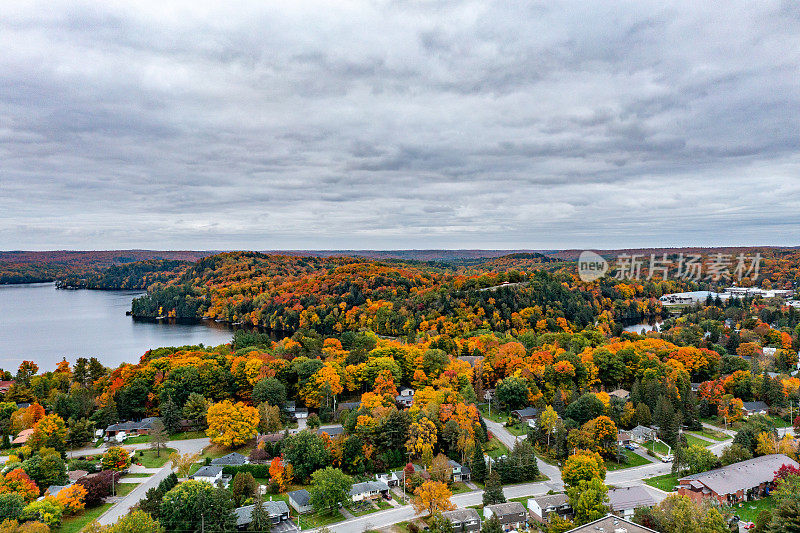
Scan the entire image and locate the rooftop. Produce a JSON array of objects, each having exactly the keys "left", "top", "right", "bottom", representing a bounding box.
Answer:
[
  {"left": 530, "top": 493, "right": 568, "bottom": 510},
  {"left": 191, "top": 465, "right": 224, "bottom": 478},
  {"left": 211, "top": 452, "right": 248, "bottom": 466},
  {"left": 350, "top": 480, "right": 389, "bottom": 496},
  {"left": 565, "top": 514, "right": 658, "bottom": 533},
  {"left": 443, "top": 509, "right": 481, "bottom": 523},
  {"left": 288, "top": 489, "right": 311, "bottom": 506},
  {"left": 608, "top": 486, "right": 657, "bottom": 512},
  {"left": 486, "top": 501, "right": 526, "bottom": 516},
  {"left": 680, "top": 454, "right": 799, "bottom": 496}
]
